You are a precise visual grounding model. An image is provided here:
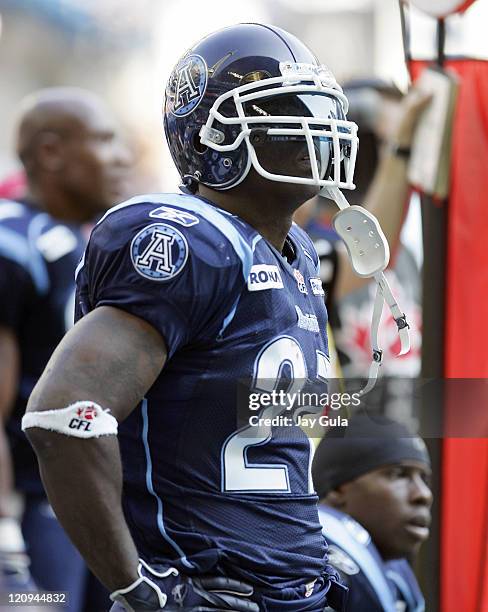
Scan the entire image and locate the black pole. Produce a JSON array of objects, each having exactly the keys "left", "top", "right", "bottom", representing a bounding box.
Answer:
[
  {"left": 416, "top": 16, "right": 449, "bottom": 612},
  {"left": 398, "top": 0, "right": 412, "bottom": 70},
  {"left": 418, "top": 195, "right": 446, "bottom": 612},
  {"left": 436, "top": 18, "right": 446, "bottom": 68}
]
